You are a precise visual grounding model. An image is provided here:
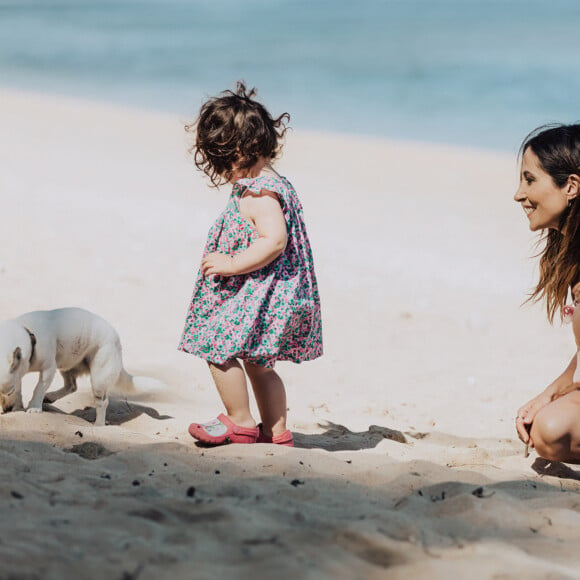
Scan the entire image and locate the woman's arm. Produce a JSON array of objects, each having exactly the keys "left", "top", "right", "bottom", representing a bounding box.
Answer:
[
  {"left": 516, "top": 355, "right": 577, "bottom": 443},
  {"left": 201, "top": 189, "right": 287, "bottom": 277}
]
